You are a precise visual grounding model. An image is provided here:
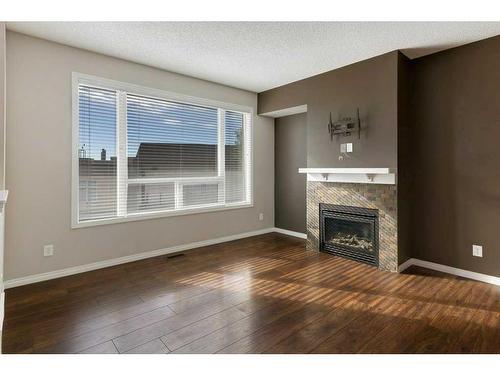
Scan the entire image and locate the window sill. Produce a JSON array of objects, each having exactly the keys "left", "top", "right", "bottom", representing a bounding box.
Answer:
[{"left": 71, "top": 202, "right": 254, "bottom": 229}]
